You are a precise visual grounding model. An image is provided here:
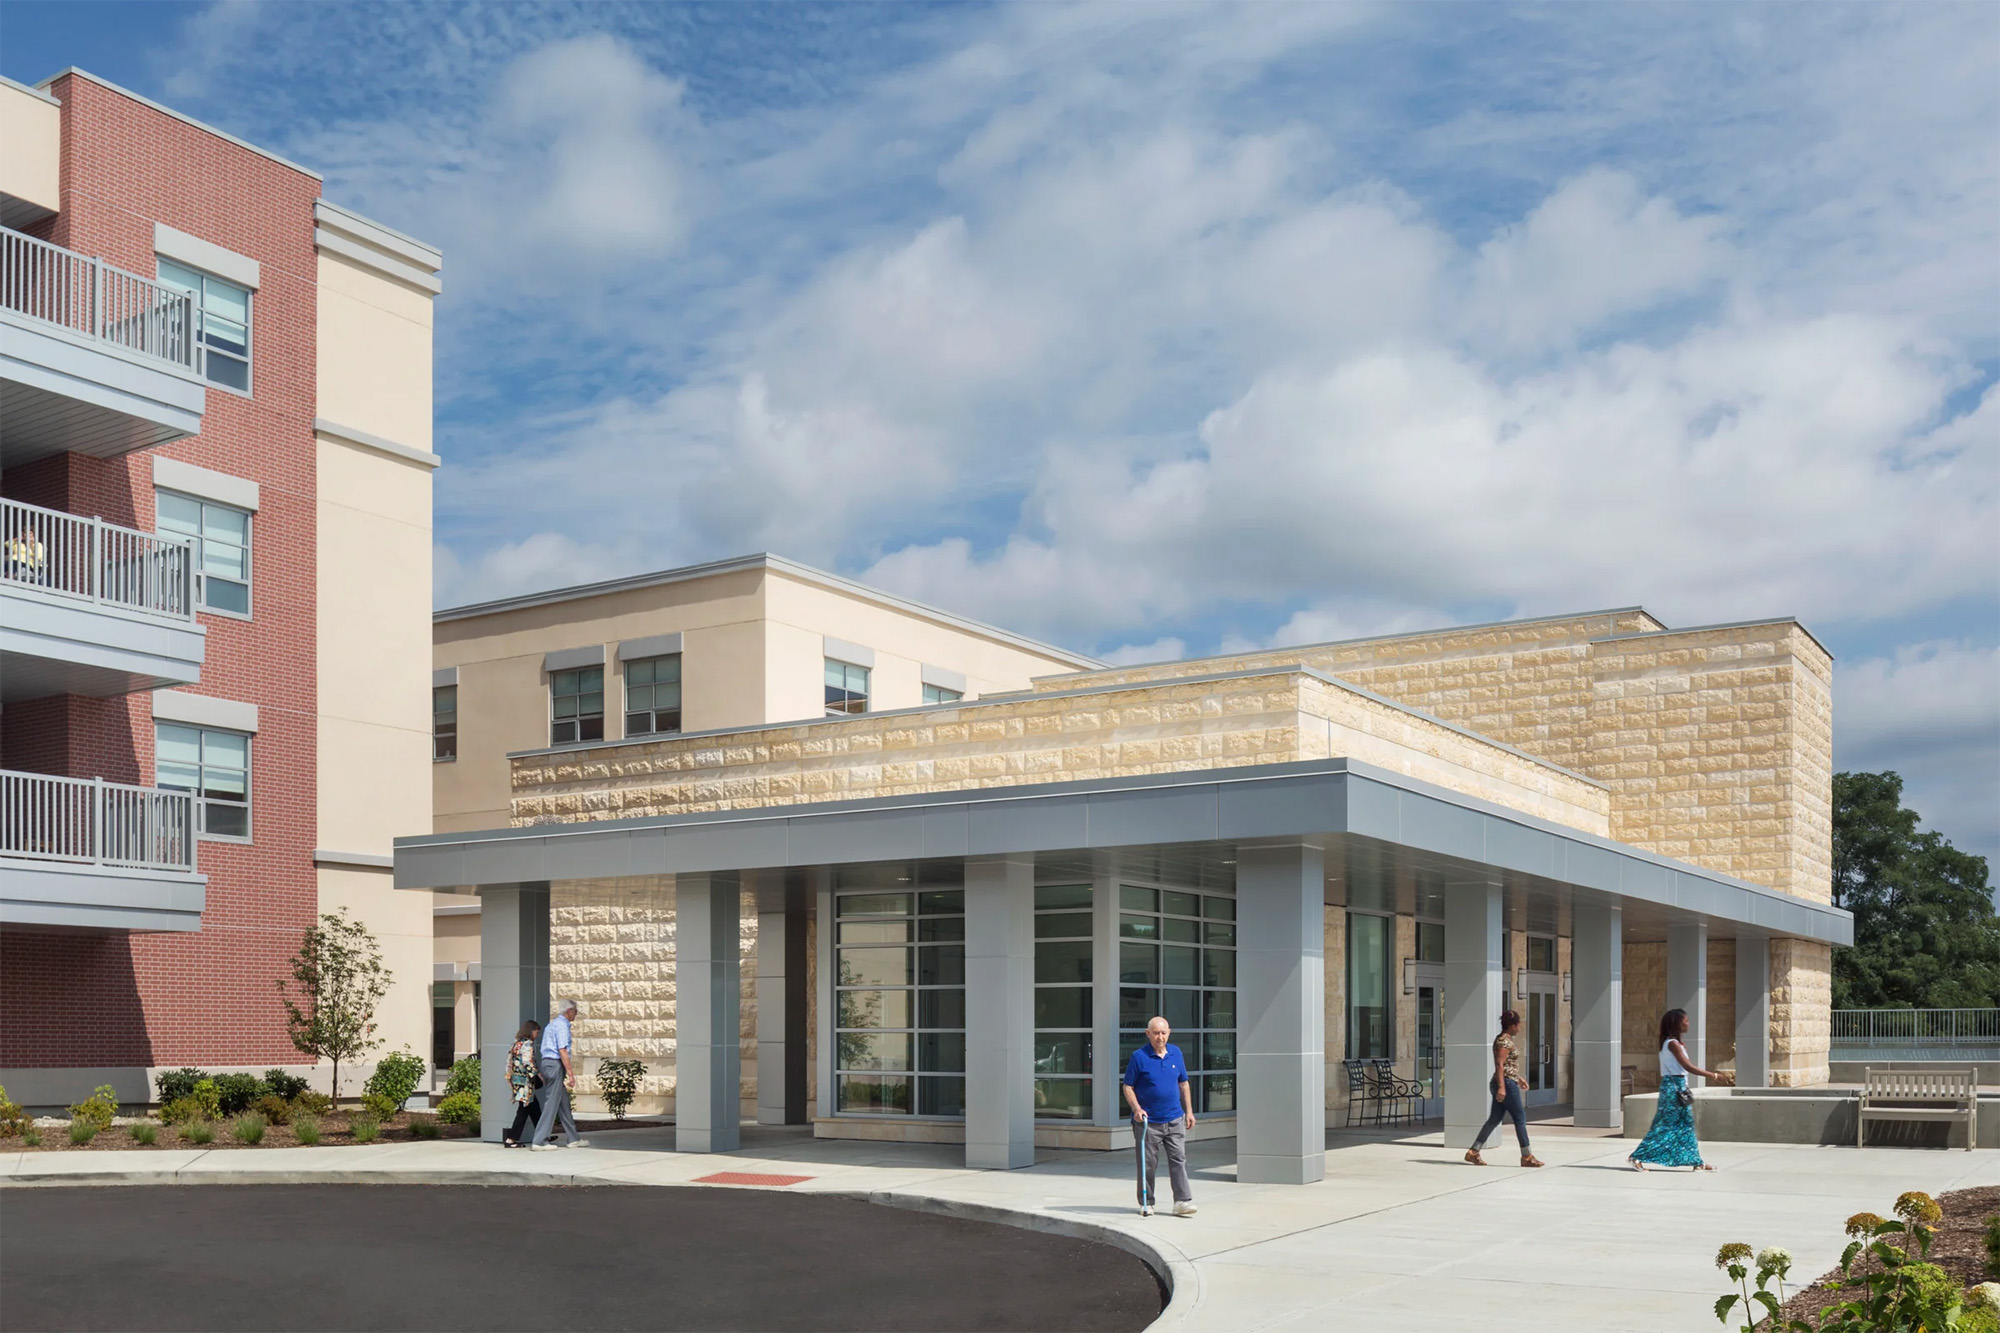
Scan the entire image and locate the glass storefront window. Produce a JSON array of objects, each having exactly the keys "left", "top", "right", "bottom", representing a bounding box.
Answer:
[
  {"left": 1034, "top": 883, "right": 1093, "bottom": 1119},
  {"left": 1117, "top": 886, "right": 1237, "bottom": 1113},
  {"left": 835, "top": 888, "right": 963, "bottom": 1116},
  {"left": 1347, "top": 911, "right": 1394, "bottom": 1060}
]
